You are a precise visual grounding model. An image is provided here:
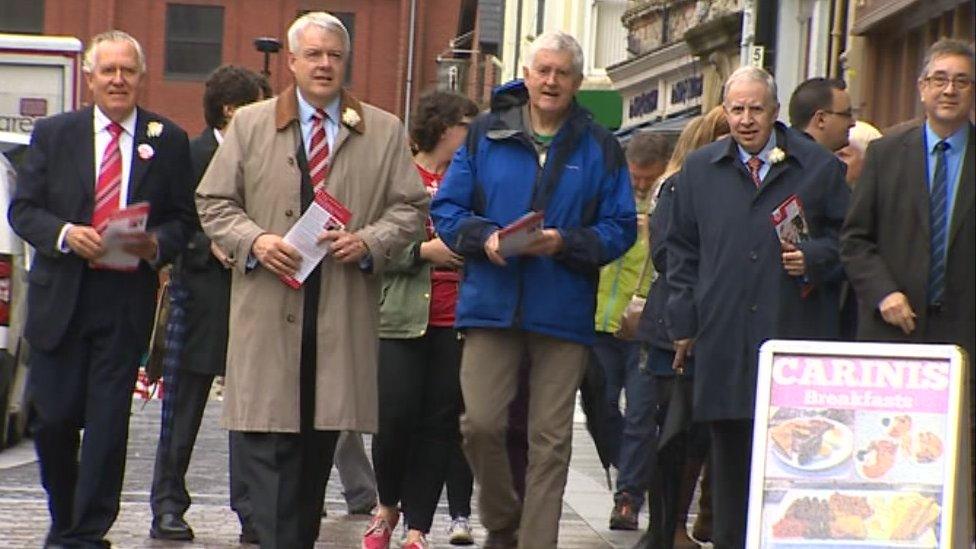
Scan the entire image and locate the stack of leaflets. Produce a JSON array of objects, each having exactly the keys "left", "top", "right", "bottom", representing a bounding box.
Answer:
[
  {"left": 91, "top": 201, "right": 150, "bottom": 271},
  {"left": 280, "top": 189, "right": 352, "bottom": 289},
  {"left": 497, "top": 211, "right": 545, "bottom": 257}
]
